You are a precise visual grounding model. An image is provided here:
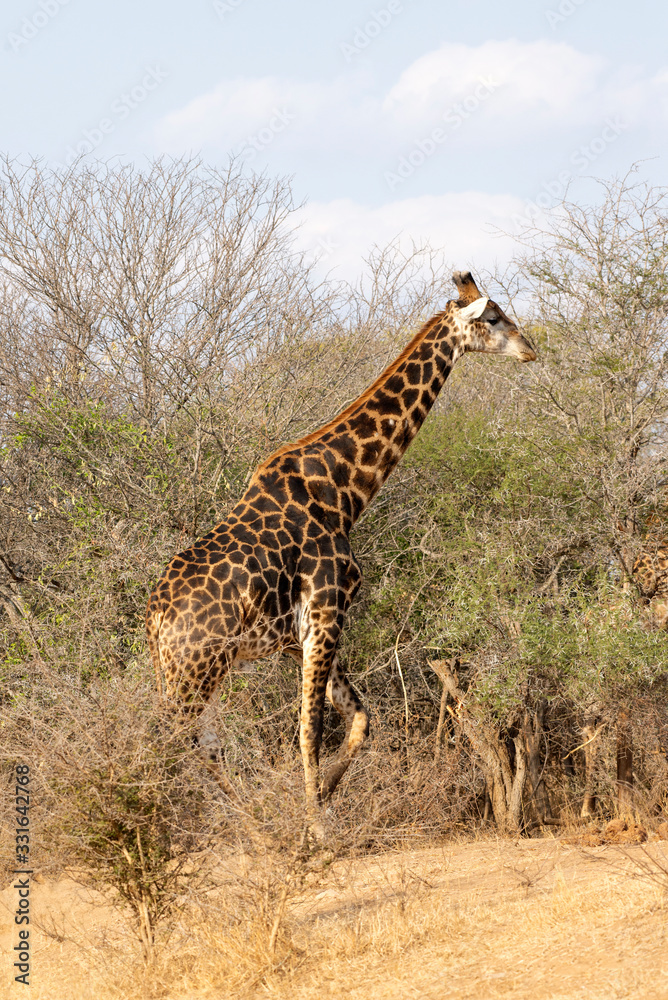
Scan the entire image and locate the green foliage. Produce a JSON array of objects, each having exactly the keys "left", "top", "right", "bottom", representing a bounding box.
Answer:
[
  {"left": 351, "top": 395, "right": 668, "bottom": 728},
  {"left": 0, "top": 388, "right": 258, "bottom": 674}
]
